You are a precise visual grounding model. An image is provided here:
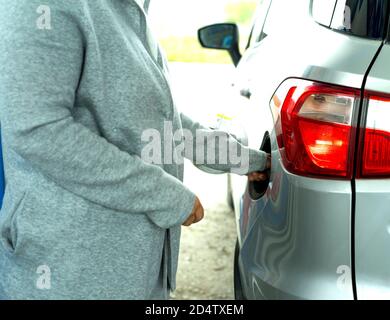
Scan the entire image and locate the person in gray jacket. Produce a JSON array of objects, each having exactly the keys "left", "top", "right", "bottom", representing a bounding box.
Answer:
[{"left": 0, "top": 0, "right": 270, "bottom": 300}]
